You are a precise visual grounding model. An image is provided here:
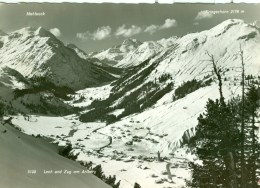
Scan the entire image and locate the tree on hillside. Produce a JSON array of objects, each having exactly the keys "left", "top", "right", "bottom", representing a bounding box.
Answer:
[
  {"left": 105, "top": 175, "right": 120, "bottom": 188},
  {"left": 92, "top": 165, "right": 104, "bottom": 180},
  {"left": 134, "top": 182, "right": 141, "bottom": 188},
  {"left": 243, "top": 84, "right": 260, "bottom": 187},
  {"left": 188, "top": 52, "right": 240, "bottom": 187},
  {"left": 188, "top": 47, "right": 260, "bottom": 187},
  {"left": 92, "top": 164, "right": 121, "bottom": 188},
  {"left": 235, "top": 47, "right": 260, "bottom": 187},
  {"left": 239, "top": 46, "right": 246, "bottom": 187},
  {"left": 188, "top": 99, "right": 240, "bottom": 187}
]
